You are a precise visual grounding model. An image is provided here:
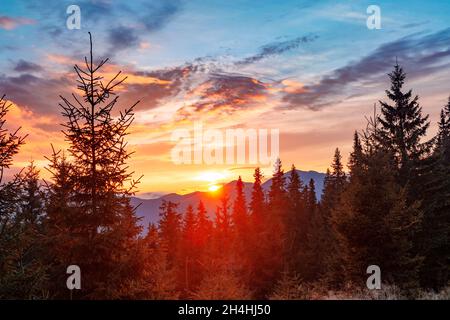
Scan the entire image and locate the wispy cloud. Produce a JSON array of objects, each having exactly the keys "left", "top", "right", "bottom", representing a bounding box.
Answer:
[
  {"left": 236, "top": 35, "right": 318, "bottom": 66},
  {"left": 14, "top": 60, "right": 43, "bottom": 73},
  {"left": 283, "top": 28, "right": 450, "bottom": 110},
  {"left": 0, "top": 16, "right": 35, "bottom": 30}
]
